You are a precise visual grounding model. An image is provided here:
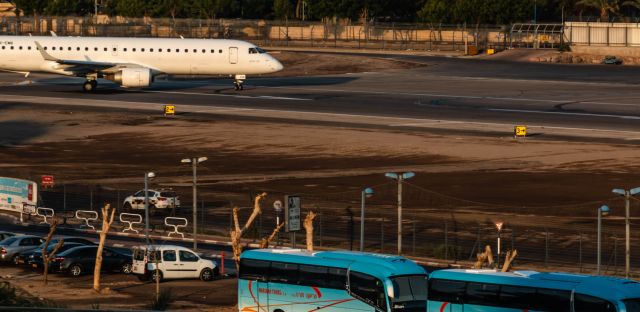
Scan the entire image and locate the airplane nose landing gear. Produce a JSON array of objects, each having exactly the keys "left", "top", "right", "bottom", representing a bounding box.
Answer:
[{"left": 233, "top": 74, "right": 246, "bottom": 91}]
